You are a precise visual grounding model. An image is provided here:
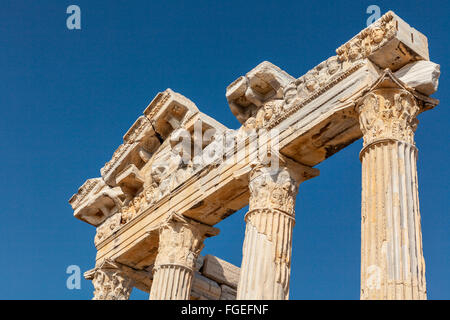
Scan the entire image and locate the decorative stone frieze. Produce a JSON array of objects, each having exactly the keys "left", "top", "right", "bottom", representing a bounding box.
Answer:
[
  {"left": 336, "top": 11, "right": 429, "bottom": 71},
  {"left": 94, "top": 212, "right": 121, "bottom": 246},
  {"left": 336, "top": 12, "right": 397, "bottom": 65},
  {"left": 226, "top": 11, "right": 432, "bottom": 133}
]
